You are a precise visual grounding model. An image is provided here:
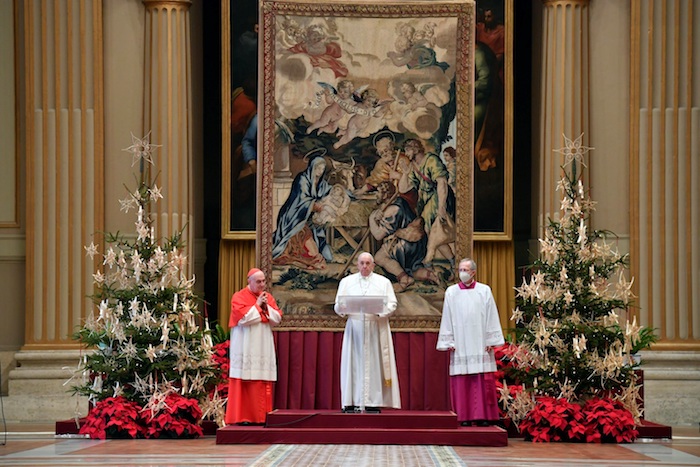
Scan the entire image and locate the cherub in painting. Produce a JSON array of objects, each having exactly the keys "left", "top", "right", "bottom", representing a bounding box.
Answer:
[
  {"left": 333, "top": 88, "right": 390, "bottom": 149},
  {"left": 306, "top": 79, "right": 355, "bottom": 135},
  {"left": 387, "top": 22, "right": 448, "bottom": 72}
]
